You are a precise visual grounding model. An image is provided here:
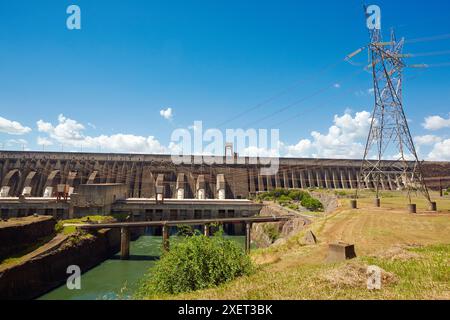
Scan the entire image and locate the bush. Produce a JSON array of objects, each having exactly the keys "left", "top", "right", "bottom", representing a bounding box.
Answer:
[
  {"left": 301, "top": 197, "right": 324, "bottom": 212},
  {"left": 288, "top": 190, "right": 309, "bottom": 201},
  {"left": 176, "top": 225, "right": 196, "bottom": 237},
  {"left": 263, "top": 224, "right": 280, "bottom": 243},
  {"left": 136, "top": 233, "right": 254, "bottom": 296}
]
